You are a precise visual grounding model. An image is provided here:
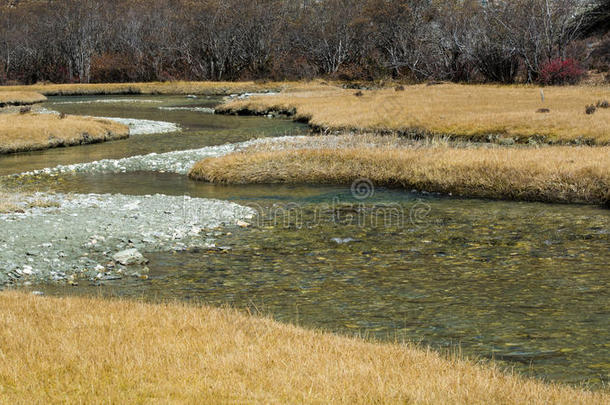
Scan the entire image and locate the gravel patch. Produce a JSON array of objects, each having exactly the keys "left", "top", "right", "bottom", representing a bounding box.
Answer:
[
  {"left": 0, "top": 193, "right": 255, "bottom": 286},
  {"left": 97, "top": 117, "right": 180, "bottom": 135},
  {"left": 50, "top": 99, "right": 163, "bottom": 105},
  {"left": 16, "top": 136, "right": 309, "bottom": 177},
  {"left": 36, "top": 107, "right": 180, "bottom": 135},
  {"left": 158, "top": 106, "right": 215, "bottom": 113}
]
